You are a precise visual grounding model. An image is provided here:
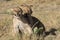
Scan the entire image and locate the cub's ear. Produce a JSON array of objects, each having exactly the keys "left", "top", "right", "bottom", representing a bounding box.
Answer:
[
  {"left": 20, "top": 4, "right": 33, "bottom": 7},
  {"left": 29, "top": 5, "right": 33, "bottom": 7},
  {"left": 20, "top": 3, "right": 26, "bottom": 6}
]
